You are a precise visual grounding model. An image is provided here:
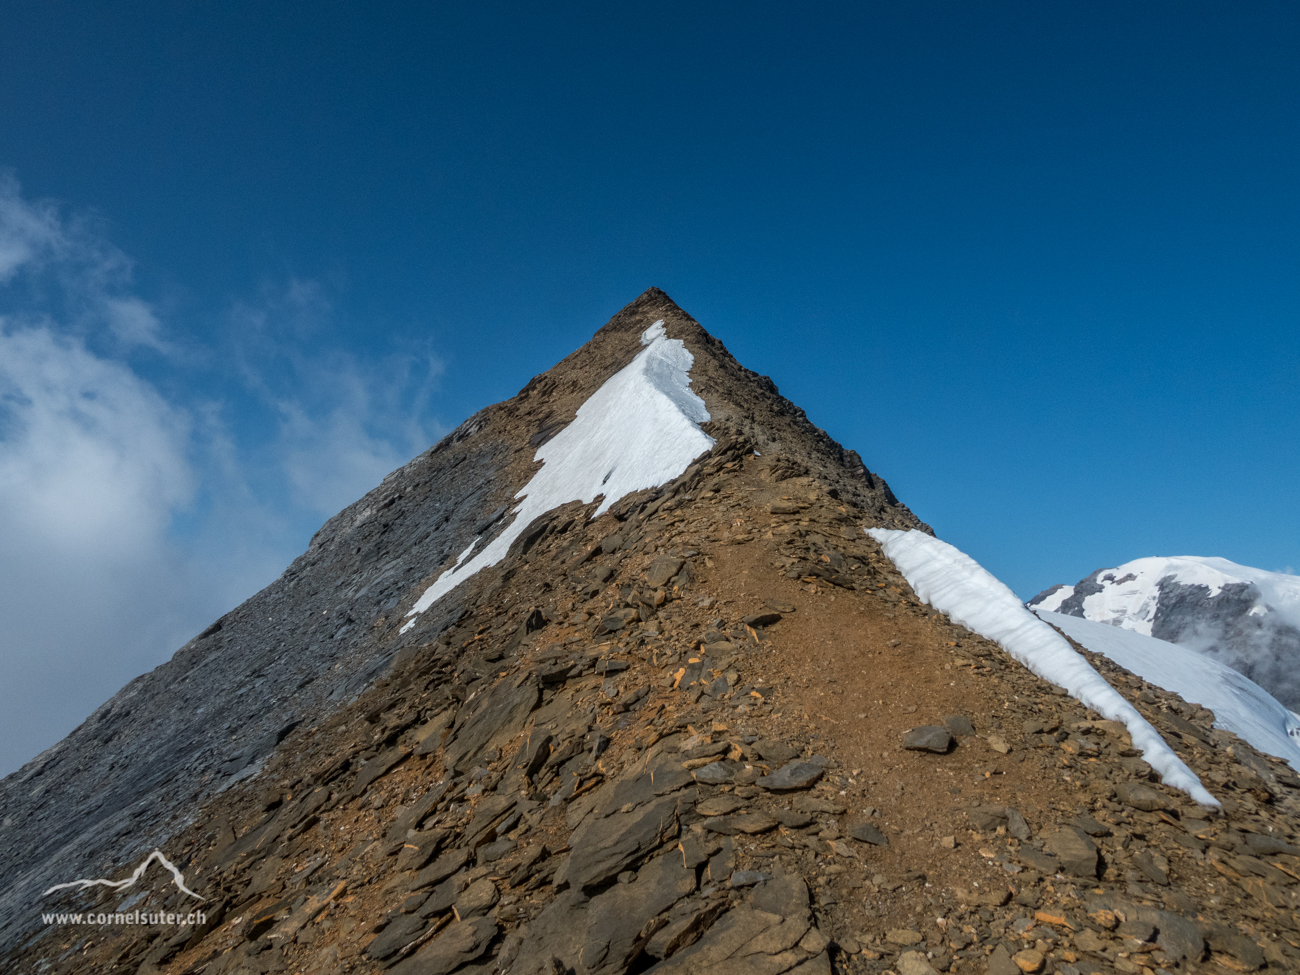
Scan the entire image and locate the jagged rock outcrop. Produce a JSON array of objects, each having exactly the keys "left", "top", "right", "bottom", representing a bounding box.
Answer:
[{"left": 5, "top": 291, "right": 1300, "bottom": 975}]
